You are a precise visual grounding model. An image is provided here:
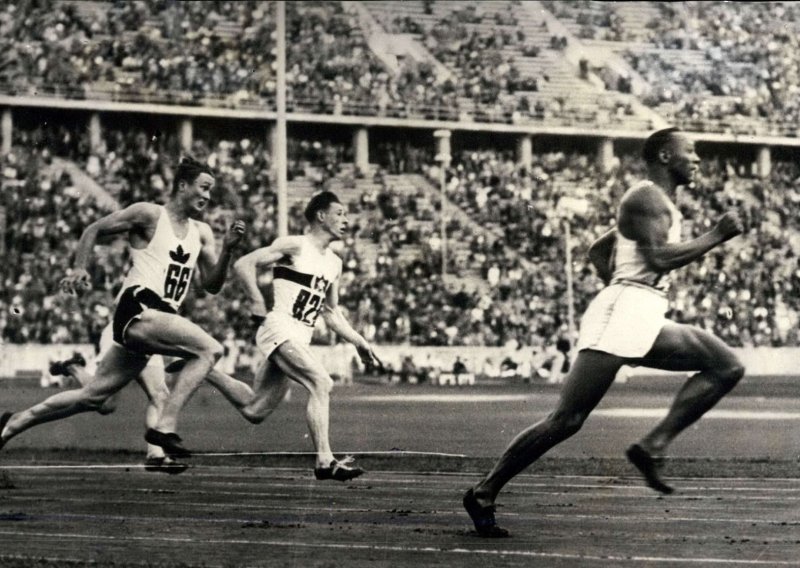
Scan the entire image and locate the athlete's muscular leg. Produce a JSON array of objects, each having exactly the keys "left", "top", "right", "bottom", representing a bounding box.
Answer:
[
  {"left": 635, "top": 323, "right": 744, "bottom": 456},
  {"left": 473, "top": 350, "right": 625, "bottom": 507},
  {"left": 67, "top": 363, "right": 119, "bottom": 415},
  {"left": 204, "top": 367, "right": 259, "bottom": 420},
  {"left": 136, "top": 363, "right": 171, "bottom": 459},
  {"left": 125, "top": 310, "right": 223, "bottom": 433},
  {"left": 268, "top": 341, "right": 335, "bottom": 468},
  {"left": 1, "top": 346, "right": 147, "bottom": 444},
  {"left": 240, "top": 358, "right": 291, "bottom": 424}
]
